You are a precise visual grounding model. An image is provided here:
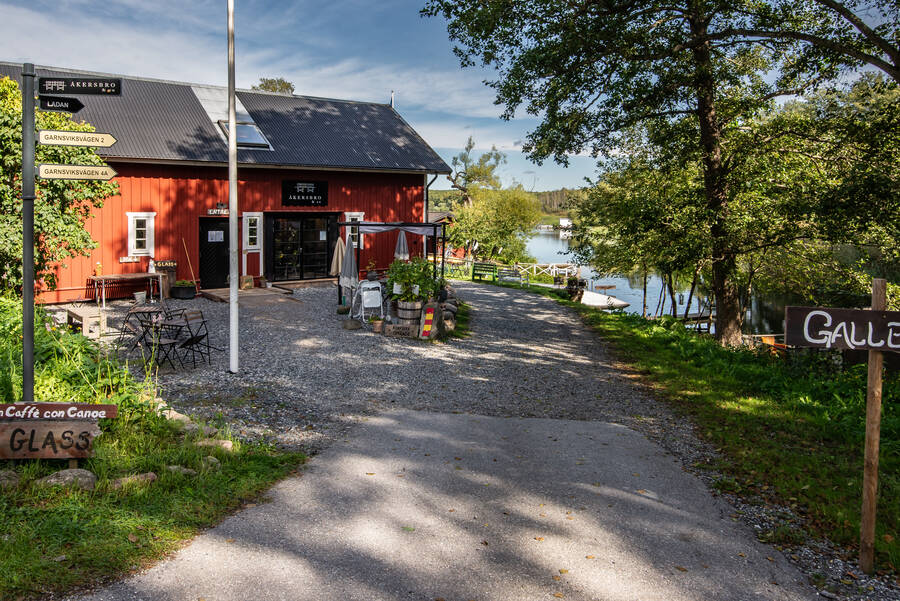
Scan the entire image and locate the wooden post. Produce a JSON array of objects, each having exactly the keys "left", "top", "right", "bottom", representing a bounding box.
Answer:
[{"left": 860, "top": 278, "right": 886, "bottom": 574}]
